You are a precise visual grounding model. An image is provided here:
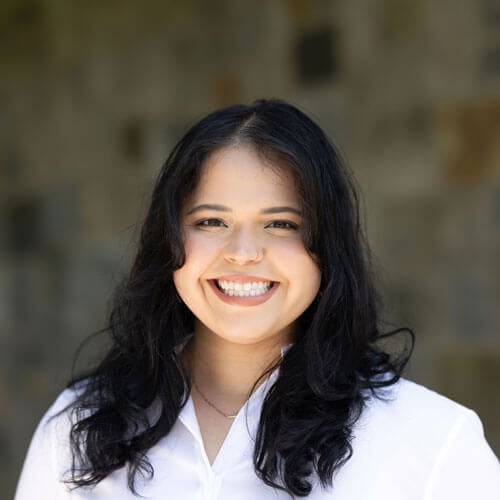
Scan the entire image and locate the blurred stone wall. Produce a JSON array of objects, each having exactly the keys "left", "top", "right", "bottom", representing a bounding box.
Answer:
[{"left": 1, "top": 0, "right": 499, "bottom": 495}]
